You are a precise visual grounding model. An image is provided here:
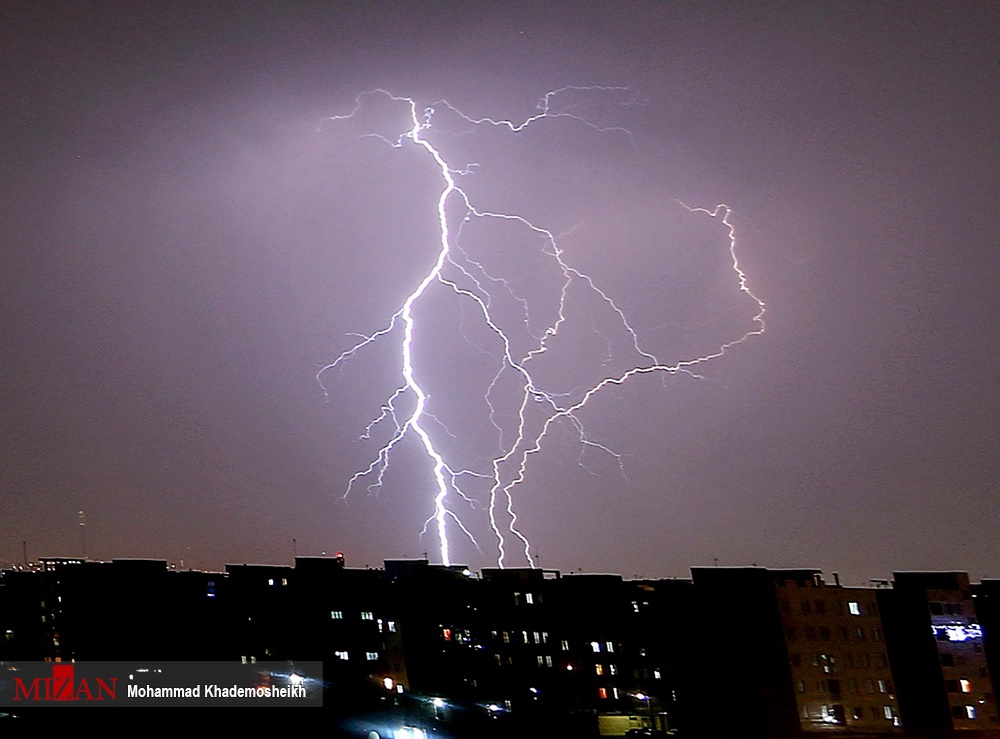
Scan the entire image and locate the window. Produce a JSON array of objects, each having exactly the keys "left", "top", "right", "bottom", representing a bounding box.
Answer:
[
  {"left": 560, "top": 639, "right": 569, "bottom": 651},
  {"left": 443, "top": 628, "right": 452, "bottom": 641},
  {"left": 525, "top": 593, "right": 534, "bottom": 604},
  {"left": 815, "top": 600, "right": 826, "bottom": 614},
  {"left": 961, "top": 679, "right": 972, "bottom": 693},
  {"left": 366, "top": 651, "right": 378, "bottom": 661},
  {"left": 941, "top": 653, "right": 955, "bottom": 666},
  {"left": 388, "top": 620, "right": 397, "bottom": 632},
  {"left": 335, "top": 651, "right": 349, "bottom": 660},
  {"left": 801, "top": 600, "right": 813, "bottom": 614},
  {"left": 877, "top": 680, "right": 888, "bottom": 693},
  {"left": 591, "top": 641, "right": 601, "bottom": 653},
  {"left": 848, "top": 602, "right": 862, "bottom": 616},
  {"left": 545, "top": 656, "right": 553, "bottom": 668},
  {"left": 873, "top": 626, "right": 883, "bottom": 642},
  {"left": 884, "top": 706, "right": 893, "bottom": 720},
  {"left": 331, "top": 611, "right": 343, "bottom": 620},
  {"left": 533, "top": 631, "right": 541, "bottom": 644},
  {"left": 855, "top": 627, "right": 866, "bottom": 641},
  {"left": 598, "top": 688, "right": 608, "bottom": 699},
  {"left": 606, "top": 641, "right": 615, "bottom": 653},
  {"left": 595, "top": 664, "right": 604, "bottom": 676},
  {"left": 852, "top": 707, "right": 863, "bottom": 720},
  {"left": 361, "top": 611, "right": 374, "bottom": 620},
  {"left": 537, "top": 656, "right": 545, "bottom": 667},
  {"left": 966, "top": 705, "right": 977, "bottom": 720},
  {"left": 797, "top": 680, "right": 806, "bottom": 693},
  {"left": 653, "top": 669, "right": 661, "bottom": 680},
  {"left": 820, "top": 626, "right": 831, "bottom": 641},
  {"left": 609, "top": 664, "right": 618, "bottom": 676}
]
